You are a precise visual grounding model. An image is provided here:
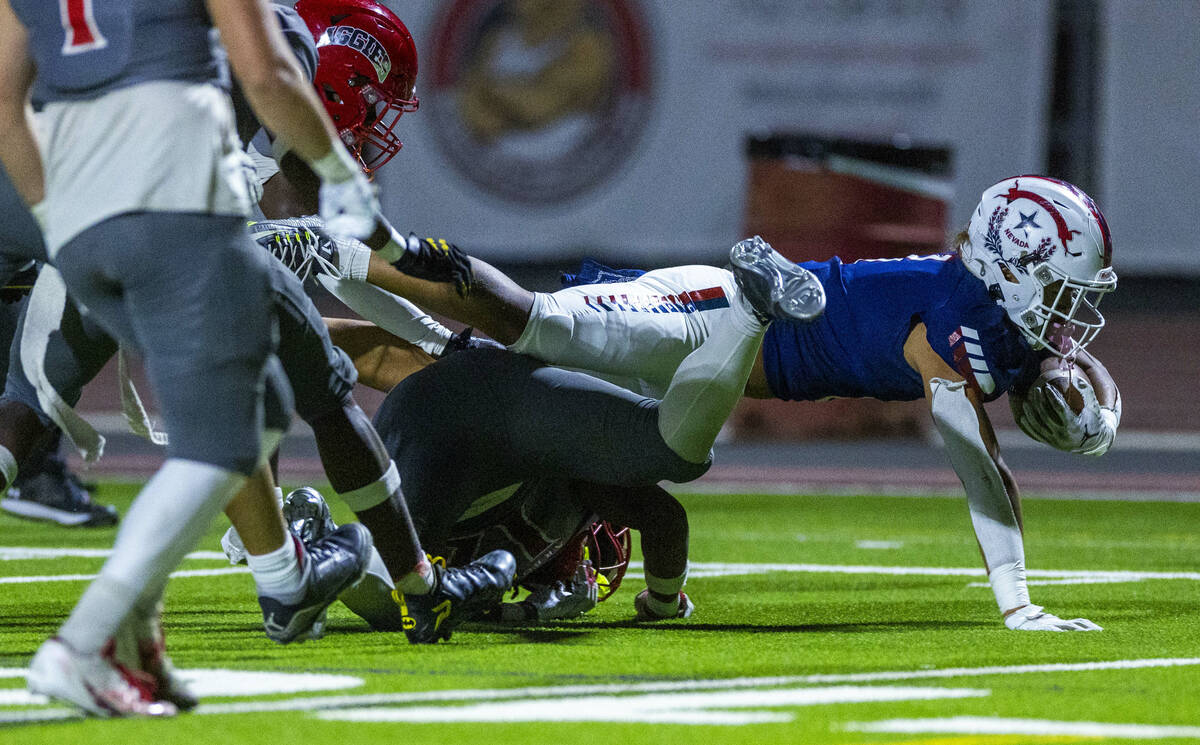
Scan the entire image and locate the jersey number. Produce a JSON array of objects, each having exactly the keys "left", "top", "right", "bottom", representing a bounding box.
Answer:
[{"left": 60, "top": 0, "right": 108, "bottom": 55}]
